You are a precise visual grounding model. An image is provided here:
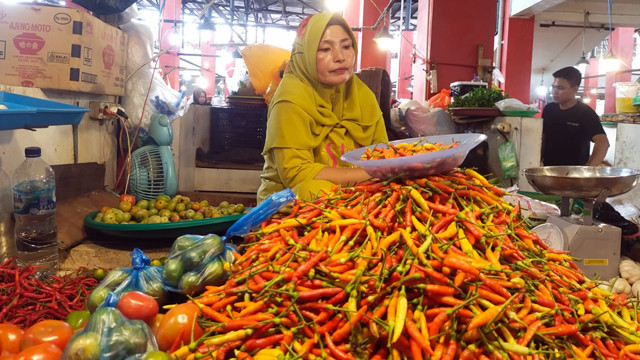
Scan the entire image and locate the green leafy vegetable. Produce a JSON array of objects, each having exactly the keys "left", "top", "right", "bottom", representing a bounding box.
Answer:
[{"left": 448, "top": 87, "right": 509, "bottom": 109}]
